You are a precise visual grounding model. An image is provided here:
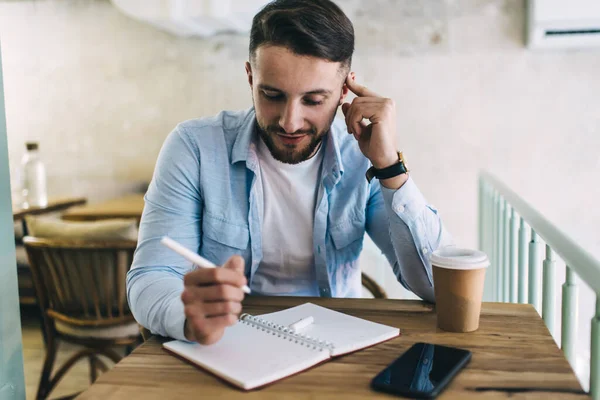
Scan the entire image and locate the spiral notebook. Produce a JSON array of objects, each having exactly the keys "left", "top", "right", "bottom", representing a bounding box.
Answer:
[{"left": 163, "top": 302, "right": 400, "bottom": 390}]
